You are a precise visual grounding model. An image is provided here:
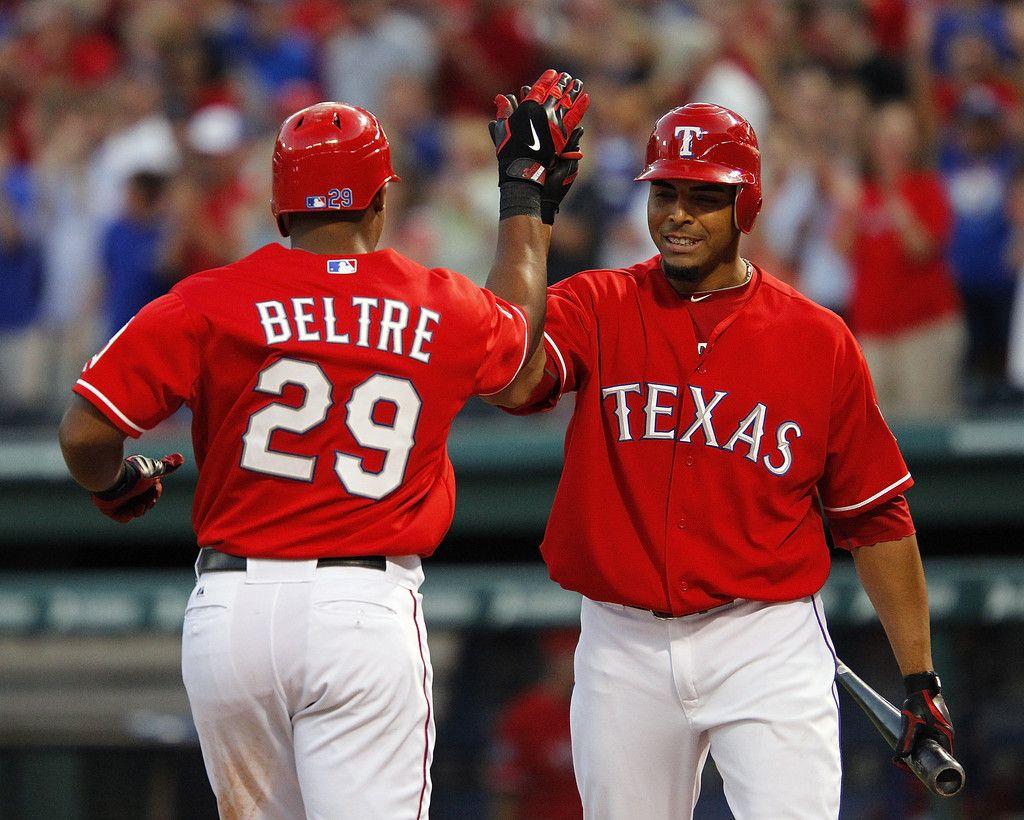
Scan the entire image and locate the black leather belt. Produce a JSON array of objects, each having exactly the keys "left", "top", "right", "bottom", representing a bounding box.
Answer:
[{"left": 196, "top": 547, "right": 386, "bottom": 574}]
